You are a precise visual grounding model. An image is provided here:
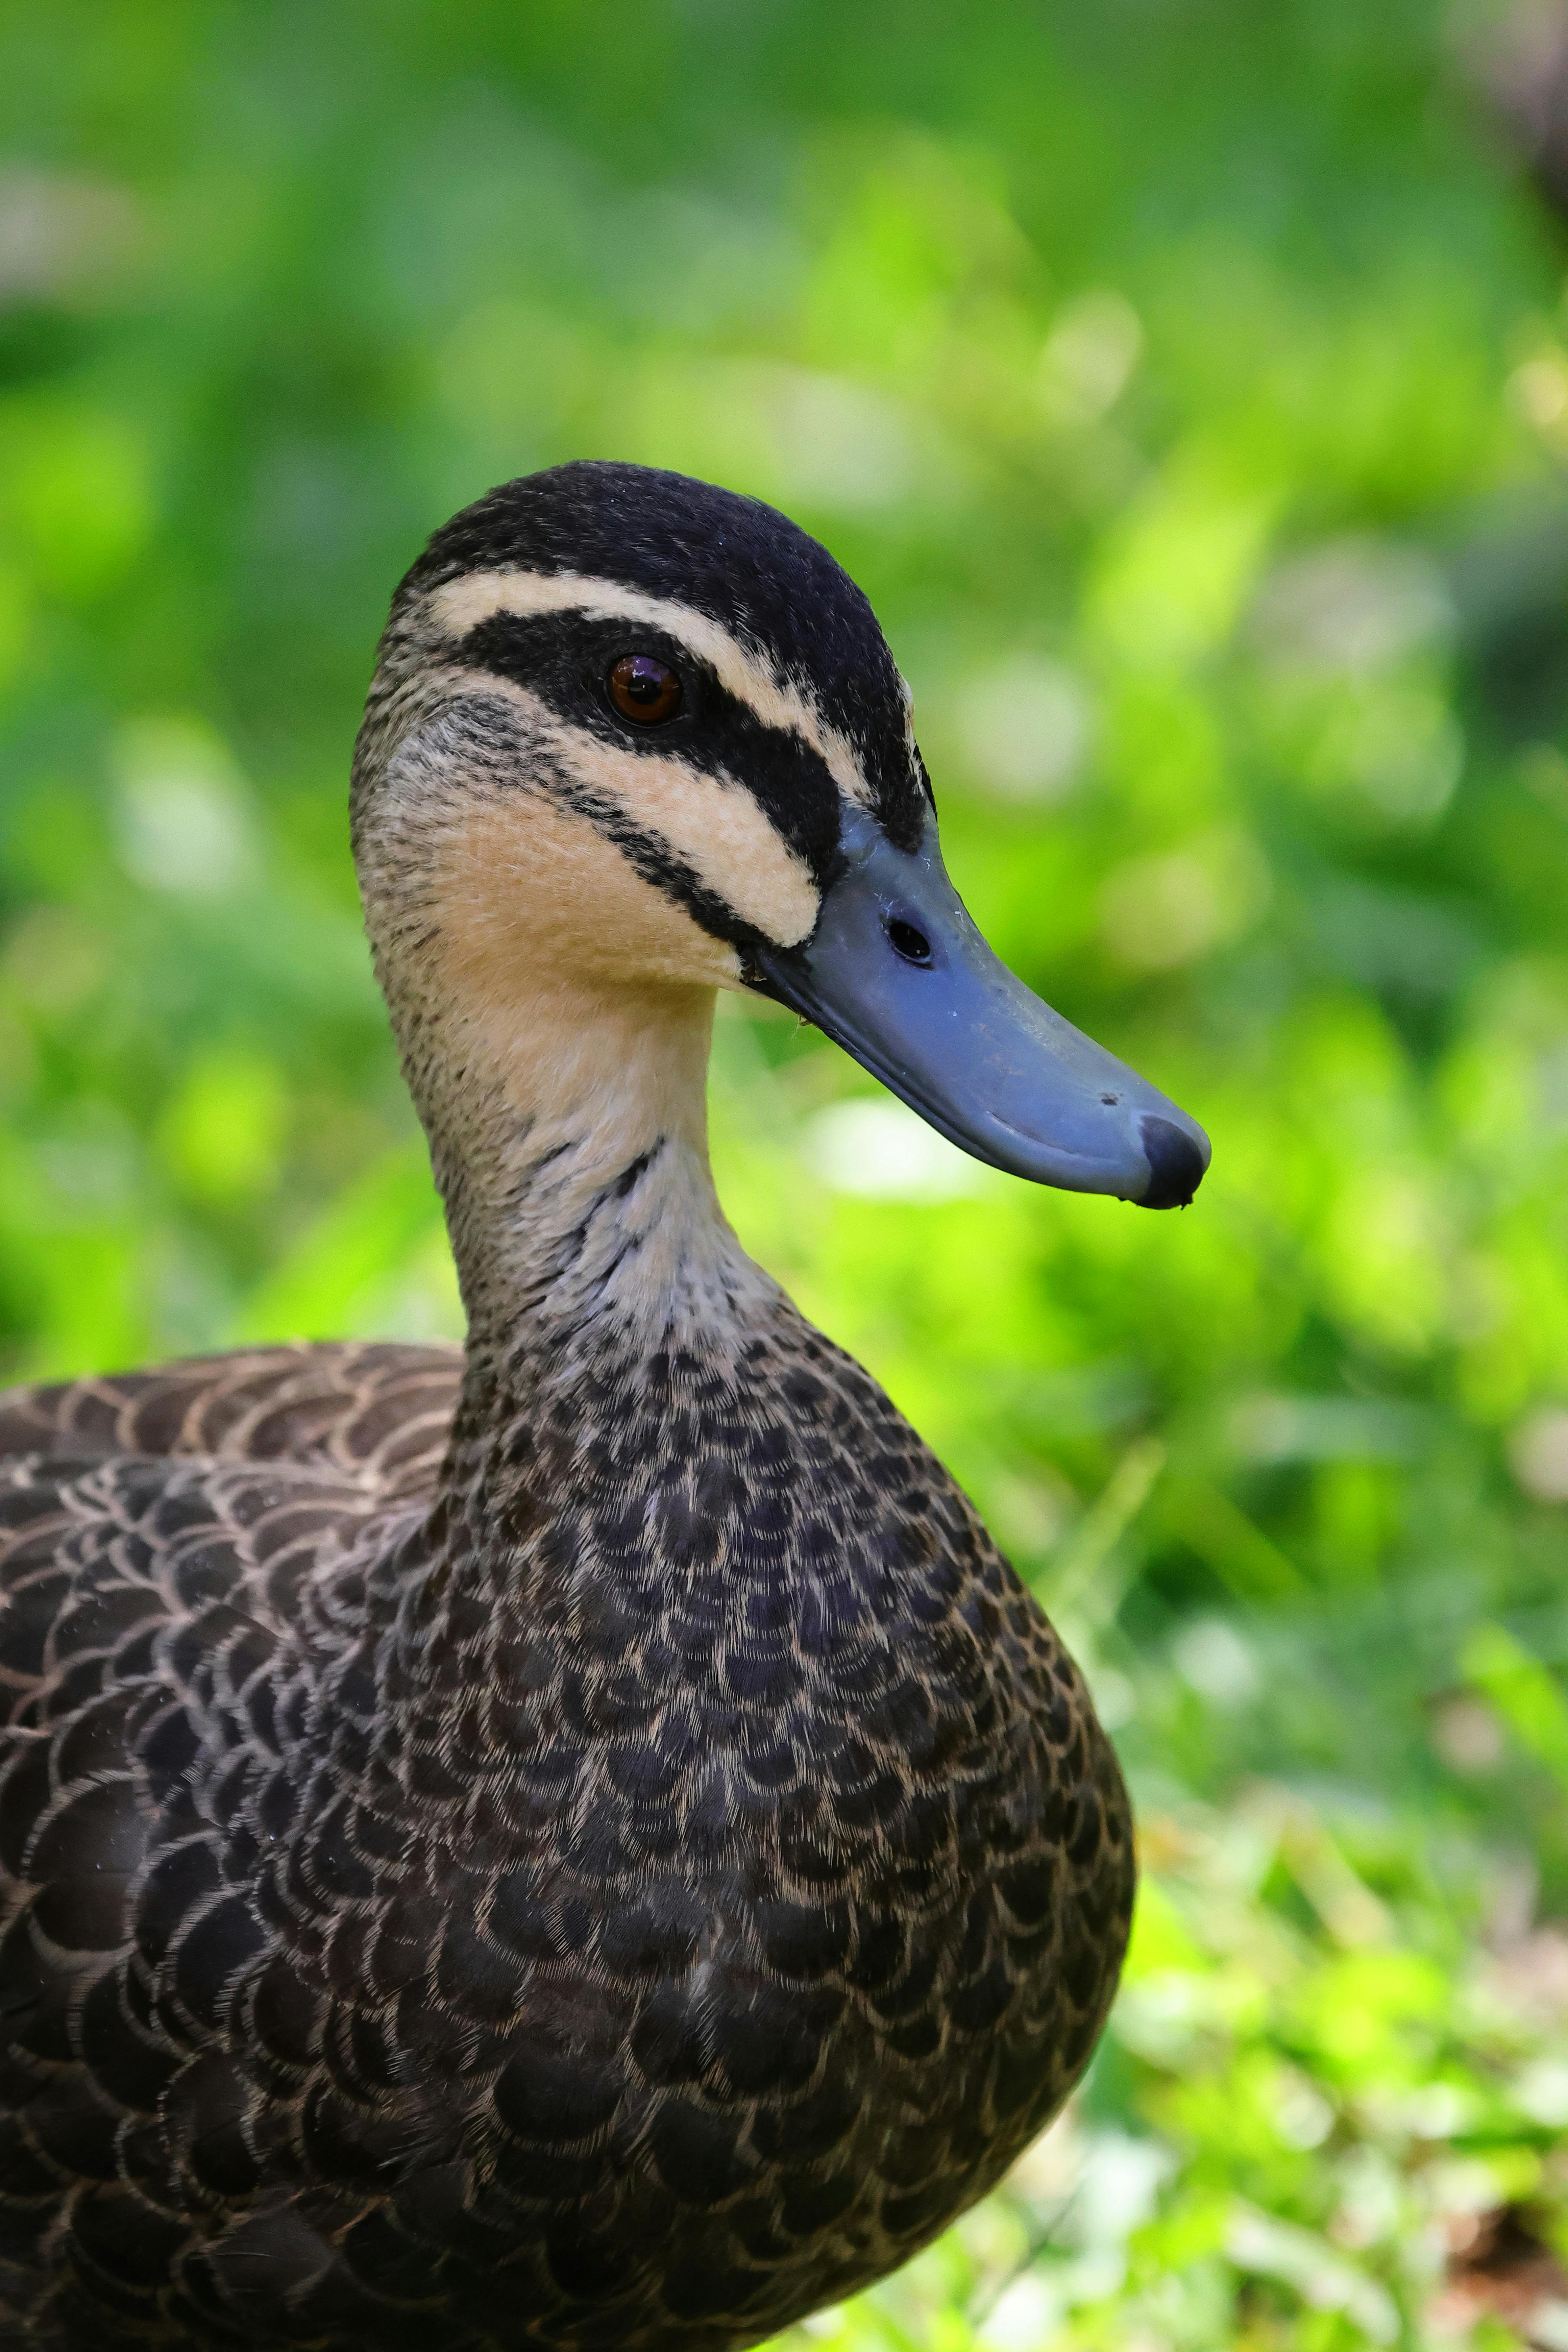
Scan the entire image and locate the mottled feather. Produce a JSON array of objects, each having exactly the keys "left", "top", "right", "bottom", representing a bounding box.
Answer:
[{"left": 0, "top": 1317, "right": 1131, "bottom": 2350}]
